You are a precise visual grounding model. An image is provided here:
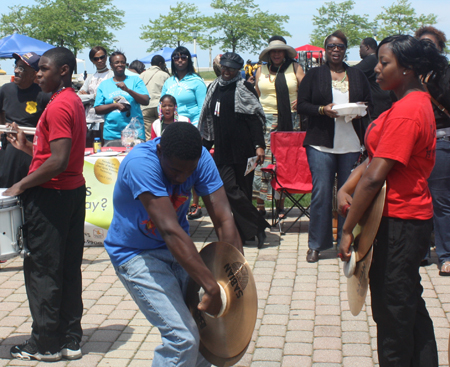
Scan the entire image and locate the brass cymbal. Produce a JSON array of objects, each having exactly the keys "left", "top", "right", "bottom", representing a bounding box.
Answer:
[
  {"left": 353, "top": 182, "right": 386, "bottom": 262},
  {"left": 348, "top": 246, "right": 373, "bottom": 316},
  {"left": 186, "top": 242, "right": 258, "bottom": 367}
]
